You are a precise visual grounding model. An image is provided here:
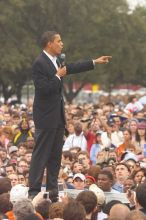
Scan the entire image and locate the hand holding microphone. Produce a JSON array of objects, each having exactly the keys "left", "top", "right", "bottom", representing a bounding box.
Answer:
[
  {"left": 57, "top": 66, "right": 67, "bottom": 77},
  {"left": 56, "top": 53, "right": 66, "bottom": 78}
]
